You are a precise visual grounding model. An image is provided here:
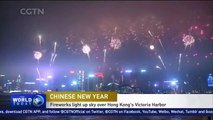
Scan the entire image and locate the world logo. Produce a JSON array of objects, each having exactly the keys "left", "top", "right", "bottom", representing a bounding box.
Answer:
[{"left": 33, "top": 95, "right": 44, "bottom": 107}]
